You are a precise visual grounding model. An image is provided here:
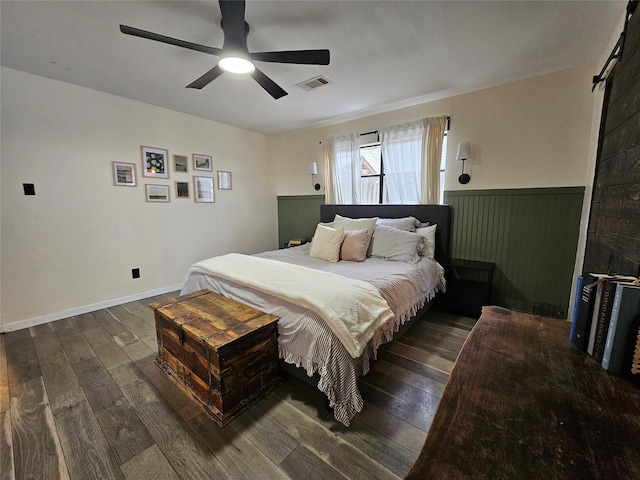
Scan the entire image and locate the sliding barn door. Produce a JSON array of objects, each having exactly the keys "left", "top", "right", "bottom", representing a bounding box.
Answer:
[{"left": 583, "top": 8, "right": 640, "bottom": 276}]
